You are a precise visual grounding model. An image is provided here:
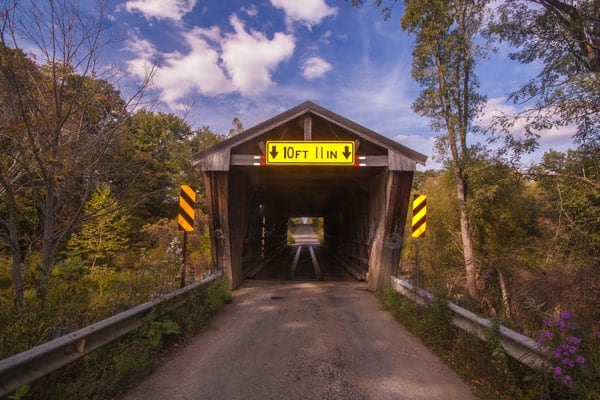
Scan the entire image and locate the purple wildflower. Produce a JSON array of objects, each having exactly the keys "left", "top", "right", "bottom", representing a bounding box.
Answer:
[
  {"left": 562, "top": 358, "right": 575, "bottom": 368},
  {"left": 561, "top": 310, "right": 575, "bottom": 320},
  {"left": 567, "top": 336, "right": 581, "bottom": 345},
  {"left": 553, "top": 366, "right": 563, "bottom": 378},
  {"left": 576, "top": 355, "right": 585, "bottom": 364},
  {"left": 554, "top": 349, "right": 562, "bottom": 359},
  {"left": 537, "top": 331, "right": 553, "bottom": 345}
]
